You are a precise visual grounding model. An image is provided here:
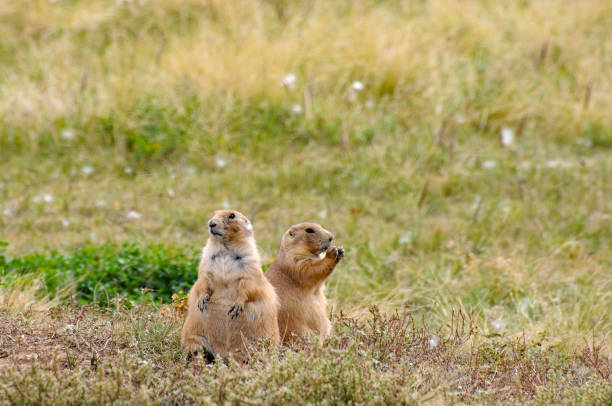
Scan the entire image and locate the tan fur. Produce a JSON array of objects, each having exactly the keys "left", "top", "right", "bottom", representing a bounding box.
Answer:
[
  {"left": 265, "top": 223, "right": 344, "bottom": 343},
  {"left": 182, "top": 210, "right": 280, "bottom": 360}
]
